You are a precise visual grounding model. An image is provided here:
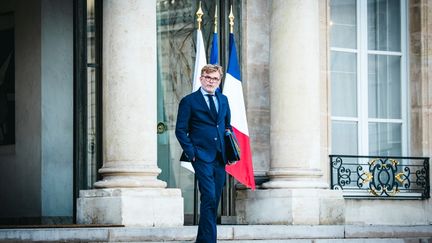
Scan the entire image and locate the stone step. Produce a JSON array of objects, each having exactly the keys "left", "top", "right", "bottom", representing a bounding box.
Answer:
[
  {"left": 218, "top": 240, "right": 432, "bottom": 243},
  {"left": 129, "top": 241, "right": 432, "bottom": 243},
  {"left": 0, "top": 225, "right": 431, "bottom": 242}
]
